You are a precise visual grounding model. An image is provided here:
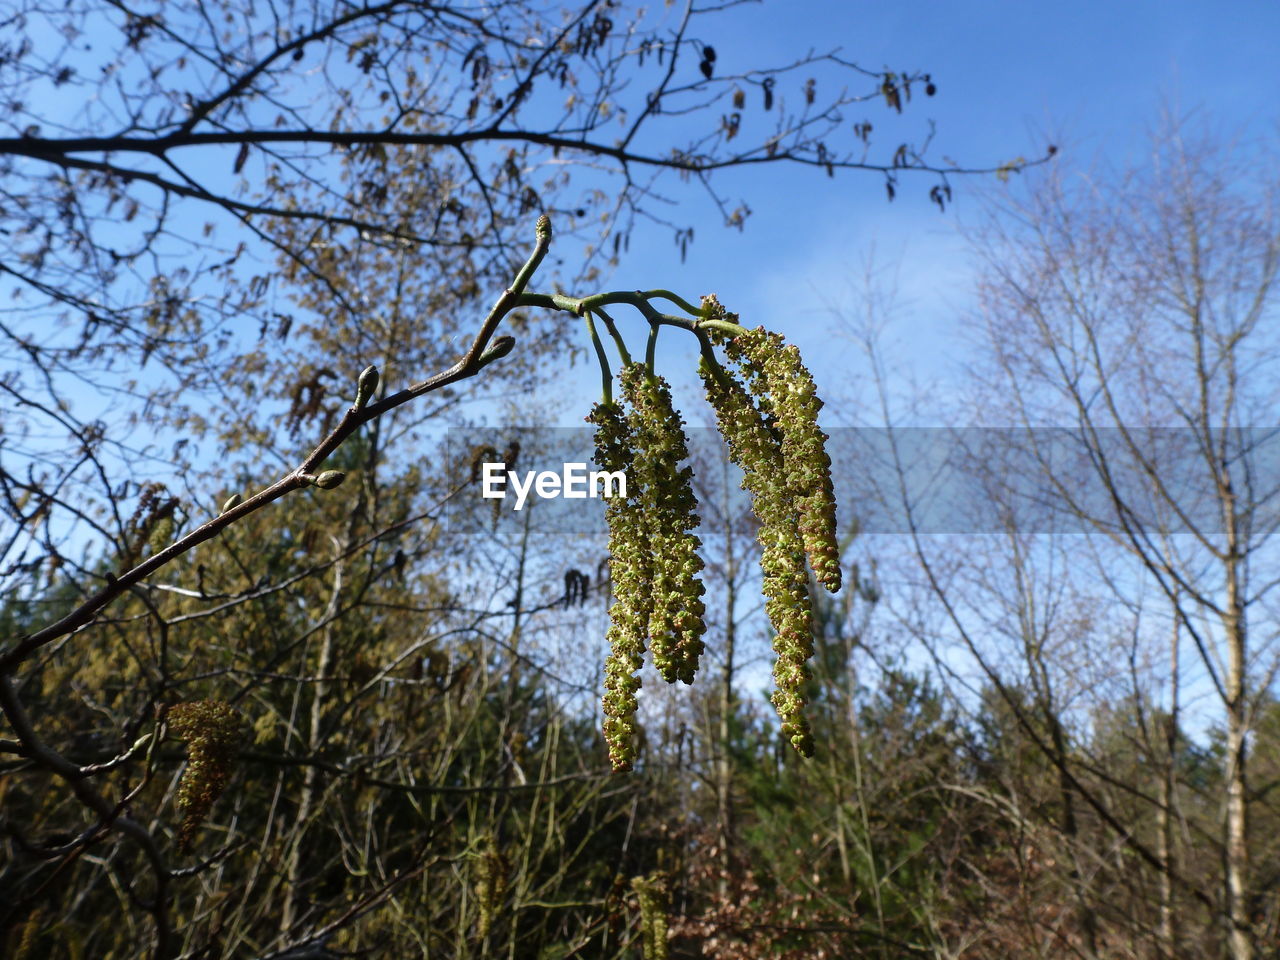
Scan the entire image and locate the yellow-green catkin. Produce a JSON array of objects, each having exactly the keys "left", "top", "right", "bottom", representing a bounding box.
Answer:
[
  {"left": 588, "top": 401, "right": 650, "bottom": 771},
  {"left": 12, "top": 906, "right": 43, "bottom": 960},
  {"left": 474, "top": 834, "right": 509, "bottom": 939},
  {"left": 699, "top": 358, "right": 815, "bottom": 757},
  {"left": 725, "top": 327, "right": 841, "bottom": 593},
  {"left": 631, "top": 872, "right": 671, "bottom": 960},
  {"left": 146, "top": 512, "right": 175, "bottom": 555},
  {"left": 166, "top": 700, "right": 246, "bottom": 852},
  {"left": 620, "top": 363, "right": 707, "bottom": 686}
]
